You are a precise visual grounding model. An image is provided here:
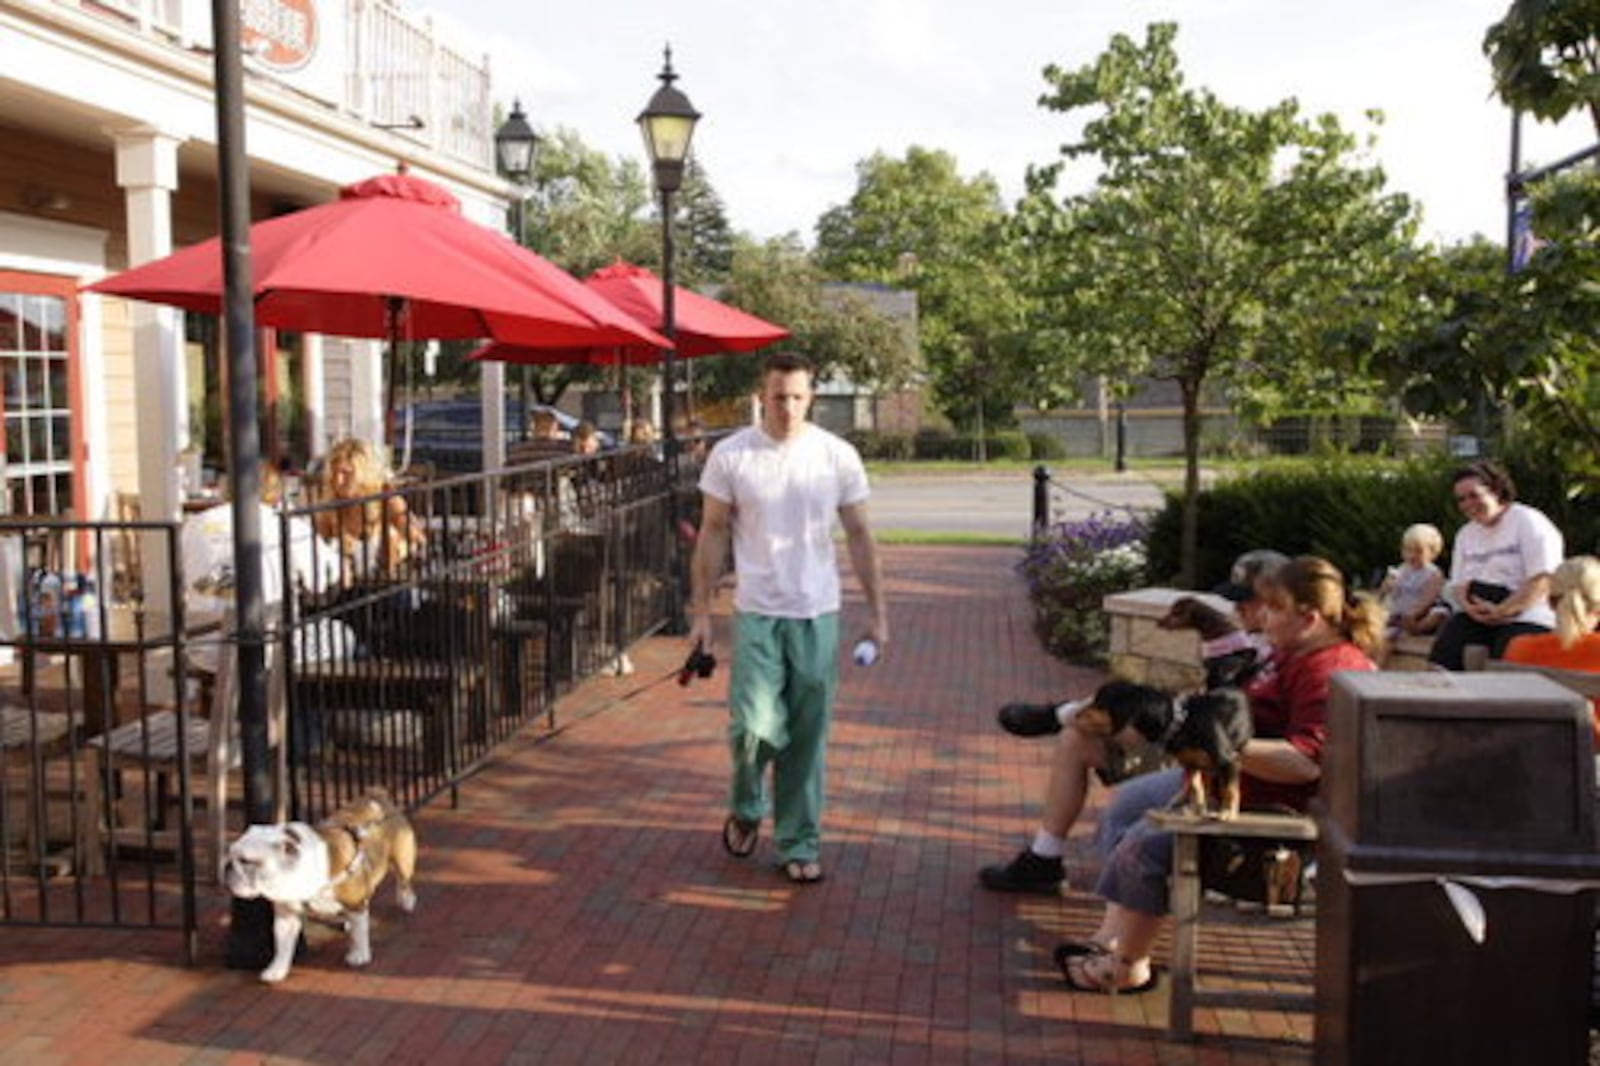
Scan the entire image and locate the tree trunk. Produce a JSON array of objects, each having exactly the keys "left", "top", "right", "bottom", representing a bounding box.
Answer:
[{"left": 1178, "top": 375, "right": 1202, "bottom": 588}]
